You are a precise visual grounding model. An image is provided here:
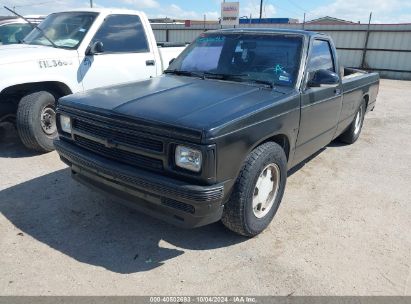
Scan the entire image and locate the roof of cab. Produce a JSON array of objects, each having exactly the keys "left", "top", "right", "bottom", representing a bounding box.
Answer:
[
  {"left": 0, "top": 17, "right": 43, "bottom": 25},
  {"left": 50, "top": 8, "right": 145, "bottom": 15},
  {"left": 213, "top": 28, "right": 326, "bottom": 37}
]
